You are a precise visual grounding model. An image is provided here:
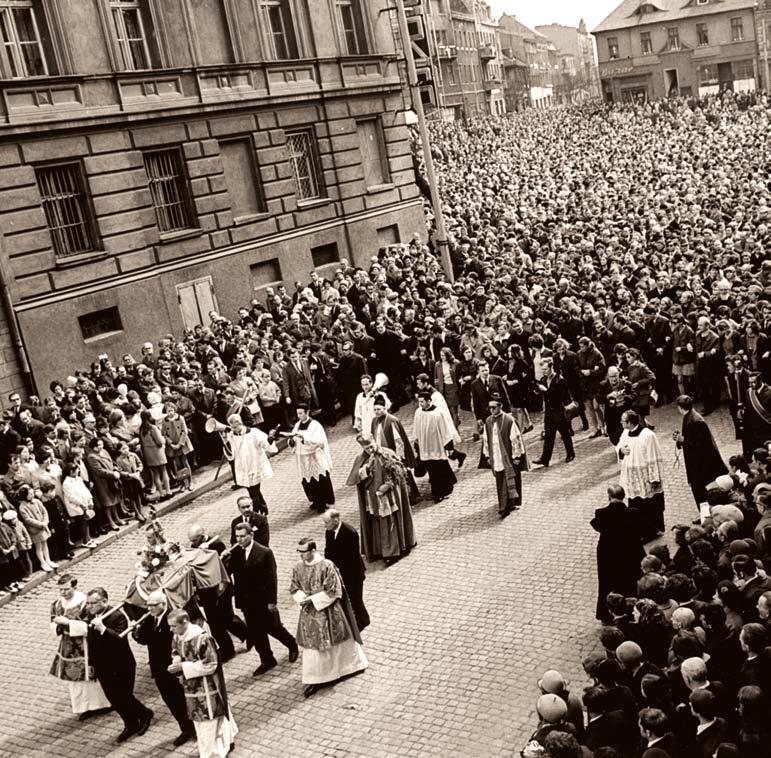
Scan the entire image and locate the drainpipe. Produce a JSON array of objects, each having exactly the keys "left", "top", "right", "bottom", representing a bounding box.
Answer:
[{"left": 0, "top": 234, "right": 36, "bottom": 397}]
